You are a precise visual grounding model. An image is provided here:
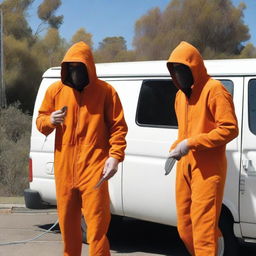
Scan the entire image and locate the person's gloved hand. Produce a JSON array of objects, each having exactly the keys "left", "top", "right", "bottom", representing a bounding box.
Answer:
[
  {"left": 169, "top": 139, "right": 189, "bottom": 160},
  {"left": 50, "top": 108, "right": 67, "bottom": 125},
  {"left": 102, "top": 157, "right": 119, "bottom": 180}
]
